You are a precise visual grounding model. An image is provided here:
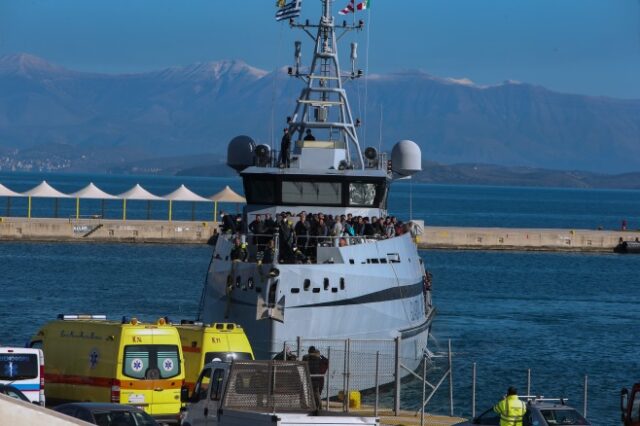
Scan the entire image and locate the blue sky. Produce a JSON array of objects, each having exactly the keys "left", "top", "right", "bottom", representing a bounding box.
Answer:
[{"left": 1, "top": 0, "right": 639, "bottom": 98}]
